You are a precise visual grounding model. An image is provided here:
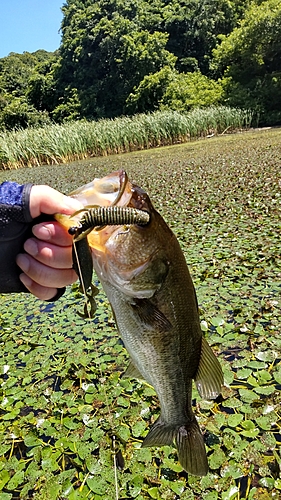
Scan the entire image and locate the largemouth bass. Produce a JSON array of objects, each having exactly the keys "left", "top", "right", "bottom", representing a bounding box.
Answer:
[{"left": 56, "top": 170, "right": 223, "bottom": 476}]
